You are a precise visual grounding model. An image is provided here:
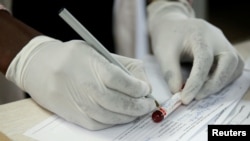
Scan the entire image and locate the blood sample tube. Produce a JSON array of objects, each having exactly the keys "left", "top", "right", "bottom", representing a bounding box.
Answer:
[{"left": 152, "top": 92, "right": 182, "bottom": 123}]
